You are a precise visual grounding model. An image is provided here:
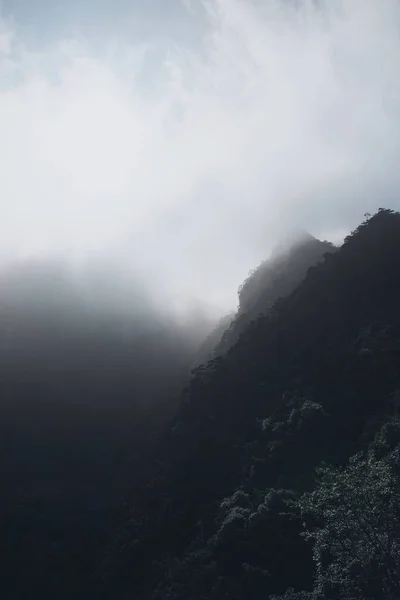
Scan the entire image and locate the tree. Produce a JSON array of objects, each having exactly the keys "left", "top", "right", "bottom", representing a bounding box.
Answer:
[{"left": 294, "top": 420, "right": 400, "bottom": 600}]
